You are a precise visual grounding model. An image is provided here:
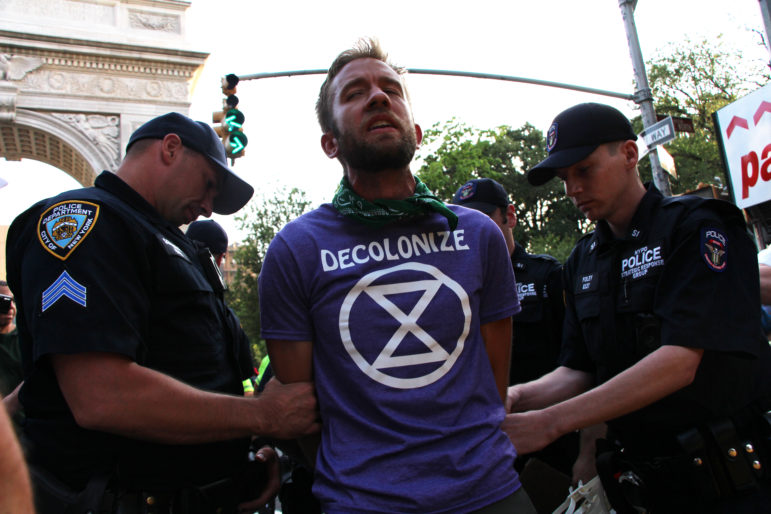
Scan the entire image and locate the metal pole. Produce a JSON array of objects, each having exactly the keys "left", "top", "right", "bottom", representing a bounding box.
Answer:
[
  {"left": 238, "top": 69, "right": 634, "bottom": 101},
  {"left": 619, "top": 0, "right": 672, "bottom": 196}
]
